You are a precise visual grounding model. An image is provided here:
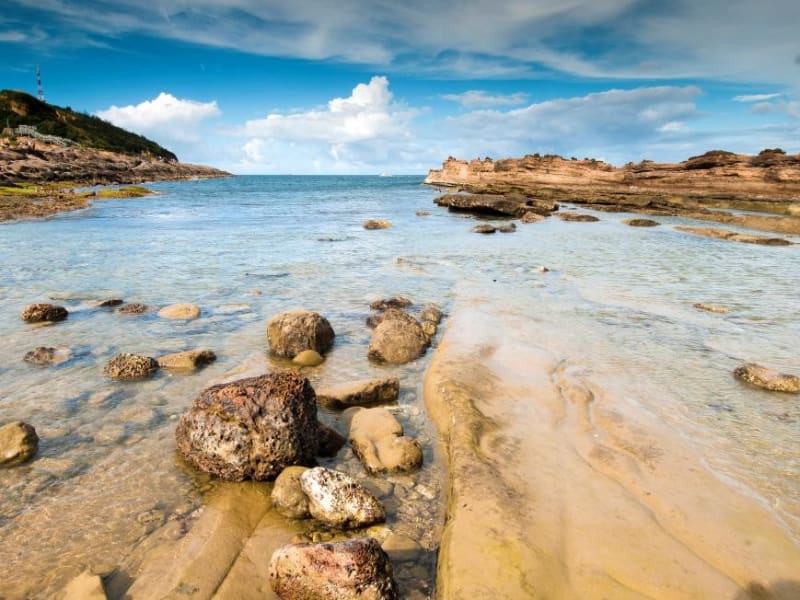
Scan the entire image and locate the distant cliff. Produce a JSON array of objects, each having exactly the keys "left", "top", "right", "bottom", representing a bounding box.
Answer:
[{"left": 425, "top": 150, "right": 800, "bottom": 215}]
